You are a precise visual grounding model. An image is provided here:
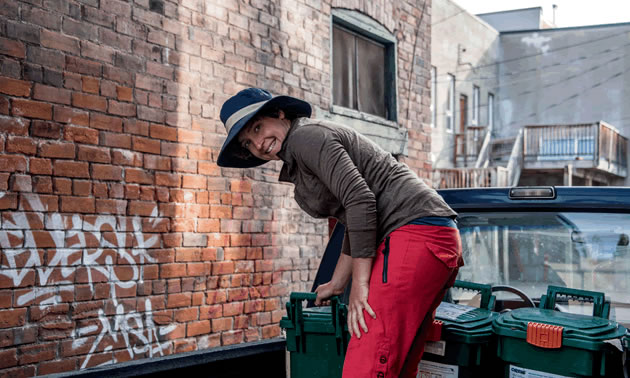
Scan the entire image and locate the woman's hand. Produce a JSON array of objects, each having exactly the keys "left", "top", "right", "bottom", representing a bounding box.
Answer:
[
  {"left": 314, "top": 281, "right": 344, "bottom": 306},
  {"left": 348, "top": 258, "right": 376, "bottom": 339}
]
